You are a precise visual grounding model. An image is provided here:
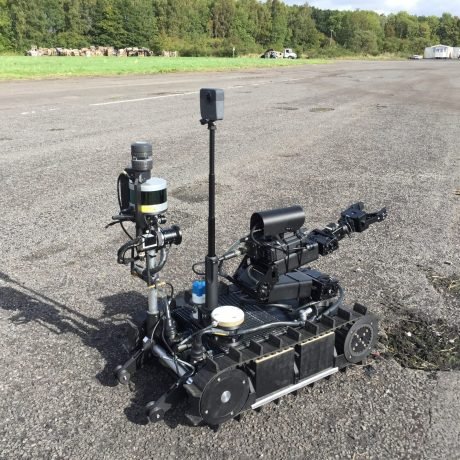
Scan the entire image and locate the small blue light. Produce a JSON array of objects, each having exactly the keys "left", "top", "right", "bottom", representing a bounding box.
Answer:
[{"left": 192, "top": 280, "right": 206, "bottom": 296}]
